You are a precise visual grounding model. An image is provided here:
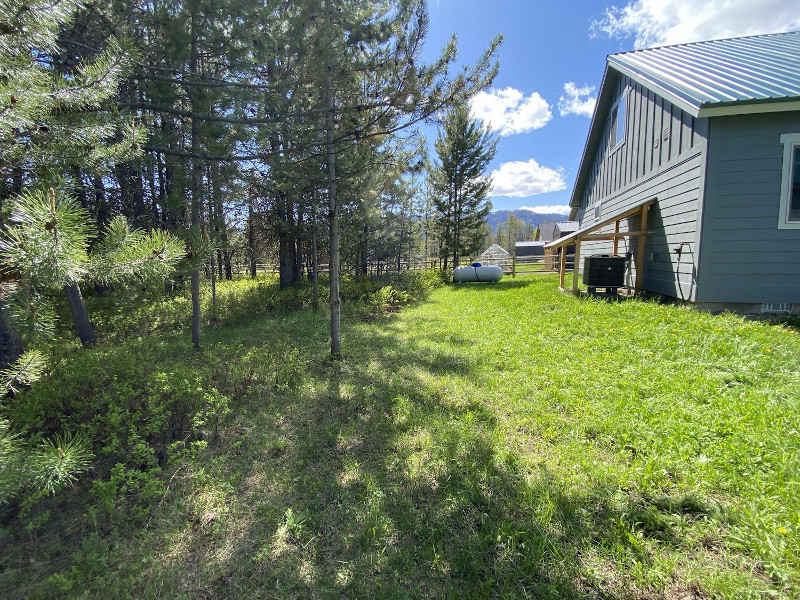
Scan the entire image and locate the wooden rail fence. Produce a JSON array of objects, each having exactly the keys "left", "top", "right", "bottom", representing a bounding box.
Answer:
[{"left": 231, "top": 255, "right": 575, "bottom": 278}]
